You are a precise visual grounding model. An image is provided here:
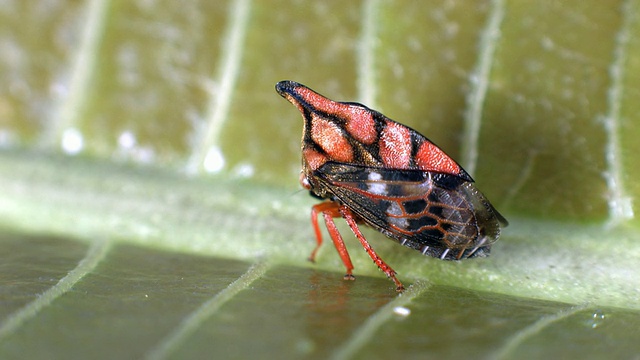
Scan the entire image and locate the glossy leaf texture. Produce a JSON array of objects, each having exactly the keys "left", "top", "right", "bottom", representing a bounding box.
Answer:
[{"left": 1, "top": 1, "right": 640, "bottom": 359}]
